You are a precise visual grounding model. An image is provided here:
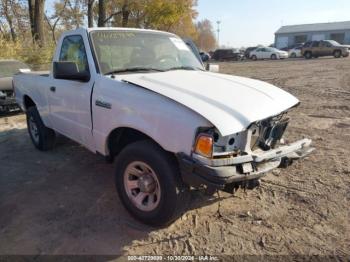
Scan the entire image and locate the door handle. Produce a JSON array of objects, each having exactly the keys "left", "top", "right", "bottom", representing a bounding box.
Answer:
[{"left": 50, "top": 86, "right": 56, "bottom": 92}]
